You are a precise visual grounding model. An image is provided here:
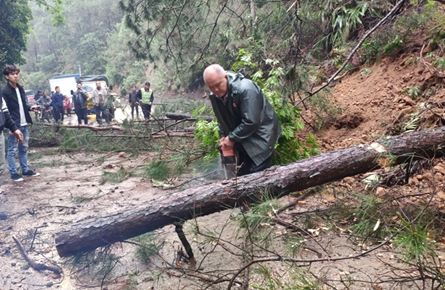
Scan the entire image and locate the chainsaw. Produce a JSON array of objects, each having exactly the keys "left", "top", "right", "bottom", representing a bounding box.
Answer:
[{"left": 218, "top": 145, "right": 237, "bottom": 179}]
